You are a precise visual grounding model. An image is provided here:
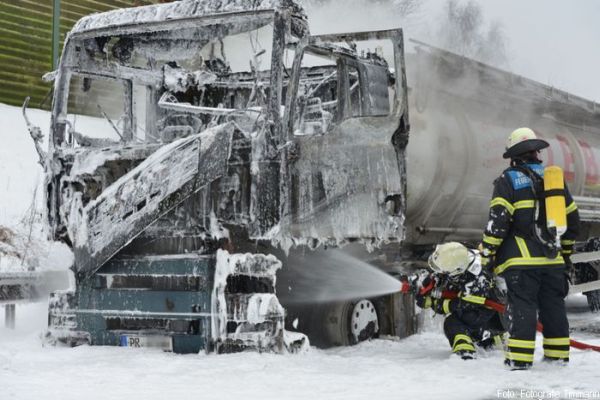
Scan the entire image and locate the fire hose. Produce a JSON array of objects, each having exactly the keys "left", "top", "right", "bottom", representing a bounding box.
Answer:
[{"left": 400, "top": 280, "right": 600, "bottom": 352}]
